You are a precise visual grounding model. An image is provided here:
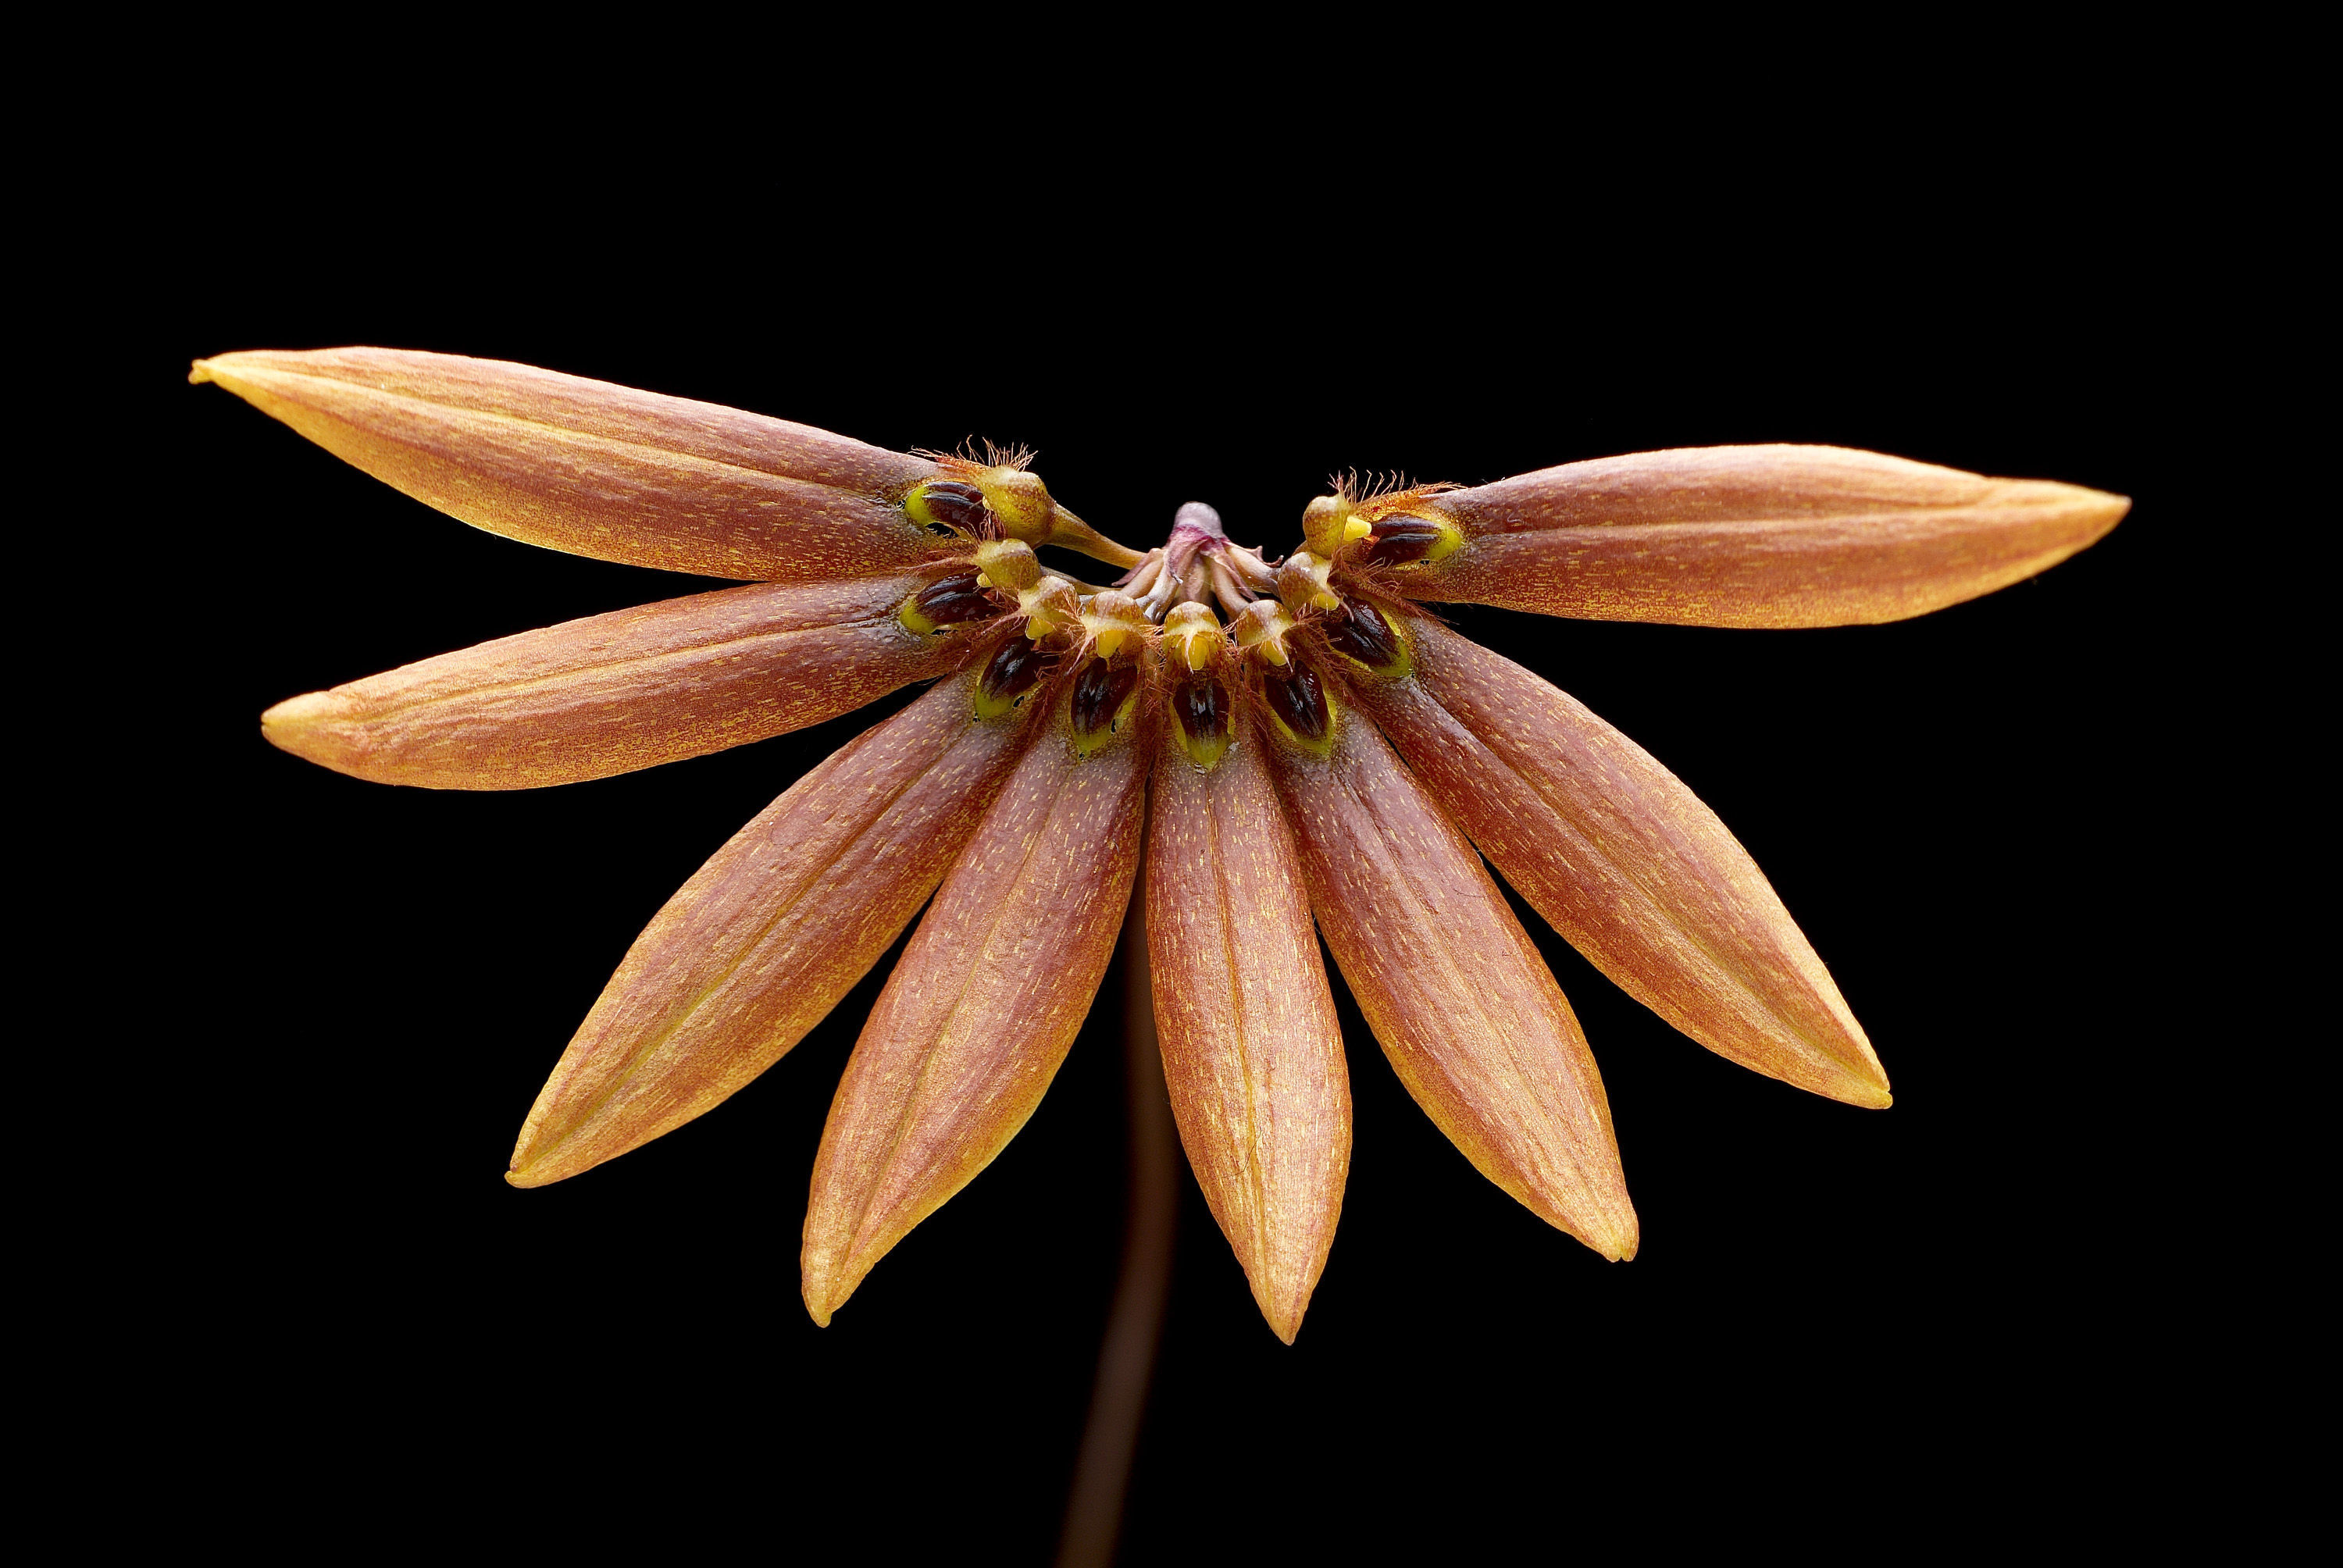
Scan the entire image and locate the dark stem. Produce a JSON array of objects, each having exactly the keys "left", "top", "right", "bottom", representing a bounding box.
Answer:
[{"left": 1054, "top": 877, "right": 1179, "bottom": 1568}]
